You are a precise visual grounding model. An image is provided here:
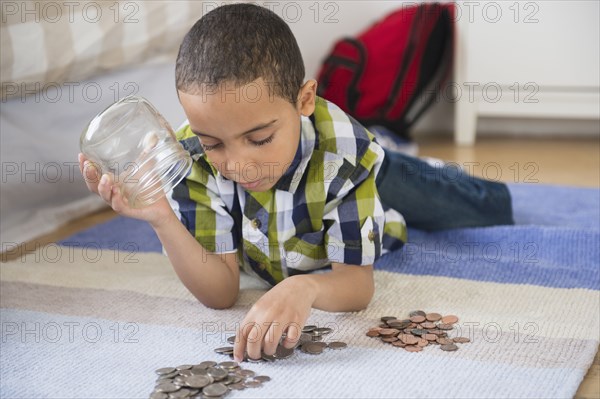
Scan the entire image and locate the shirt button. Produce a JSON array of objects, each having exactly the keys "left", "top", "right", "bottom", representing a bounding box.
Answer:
[
  {"left": 251, "top": 218, "right": 261, "bottom": 230},
  {"left": 368, "top": 230, "right": 376, "bottom": 242}
]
